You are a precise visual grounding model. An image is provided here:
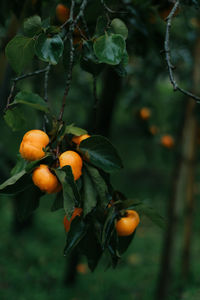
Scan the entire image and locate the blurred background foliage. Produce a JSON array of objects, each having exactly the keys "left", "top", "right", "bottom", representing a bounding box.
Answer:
[{"left": 1, "top": 0, "right": 200, "bottom": 299}]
